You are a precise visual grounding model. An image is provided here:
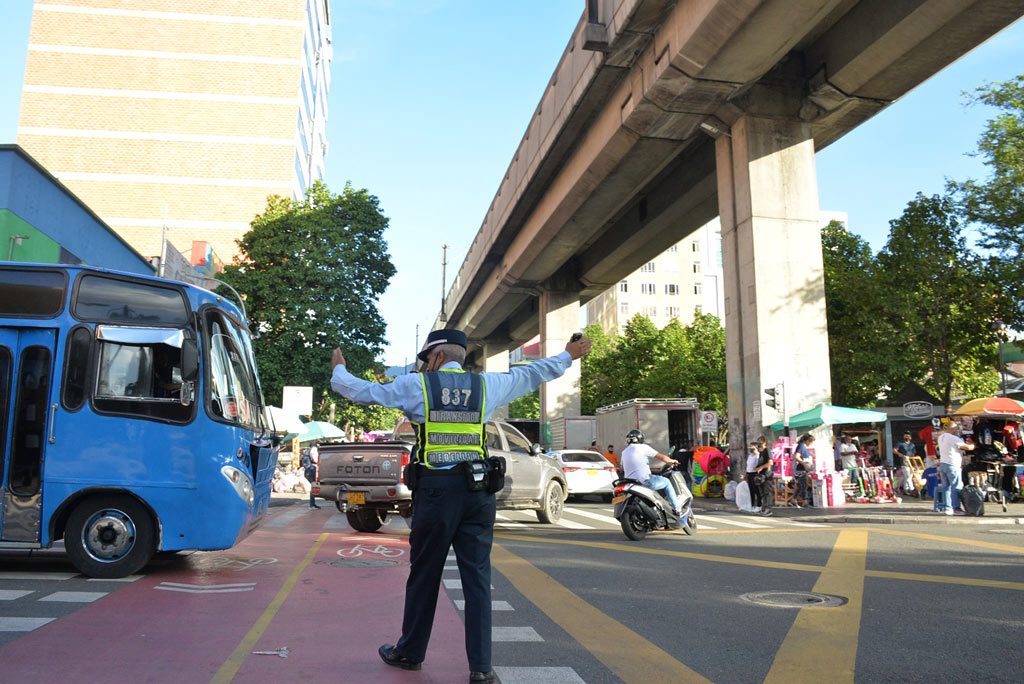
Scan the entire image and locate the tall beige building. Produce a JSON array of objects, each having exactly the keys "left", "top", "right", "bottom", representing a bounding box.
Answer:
[
  {"left": 17, "top": 0, "right": 332, "bottom": 263},
  {"left": 586, "top": 220, "right": 725, "bottom": 334}
]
